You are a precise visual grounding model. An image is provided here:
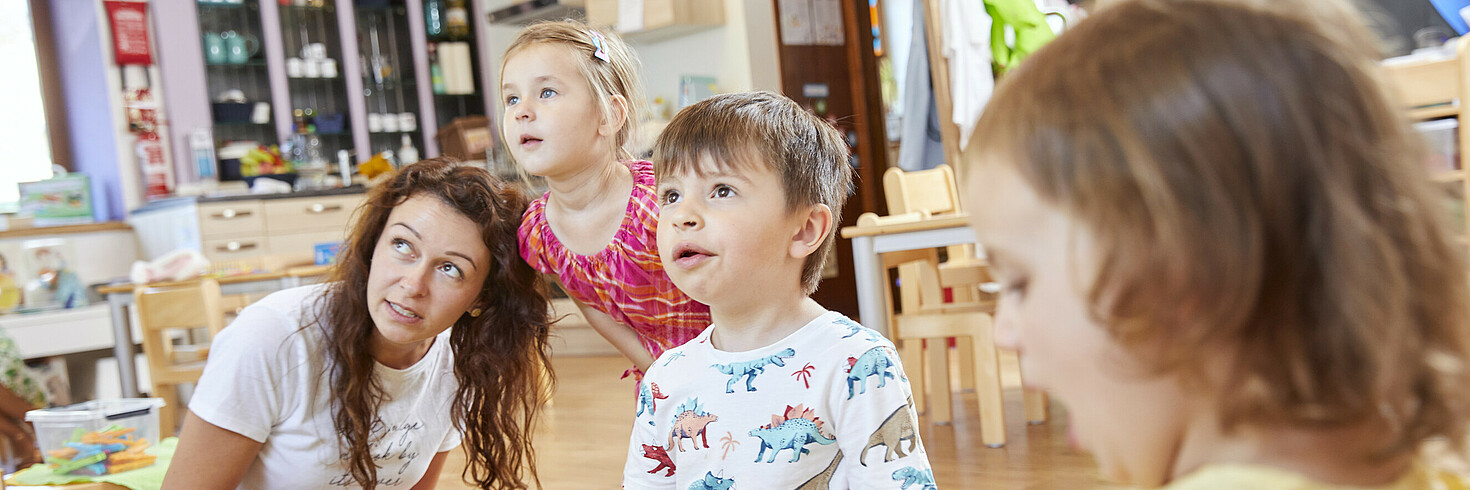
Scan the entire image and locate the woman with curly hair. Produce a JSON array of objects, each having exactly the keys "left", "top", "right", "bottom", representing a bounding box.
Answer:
[{"left": 164, "top": 158, "right": 553, "bottom": 489}]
